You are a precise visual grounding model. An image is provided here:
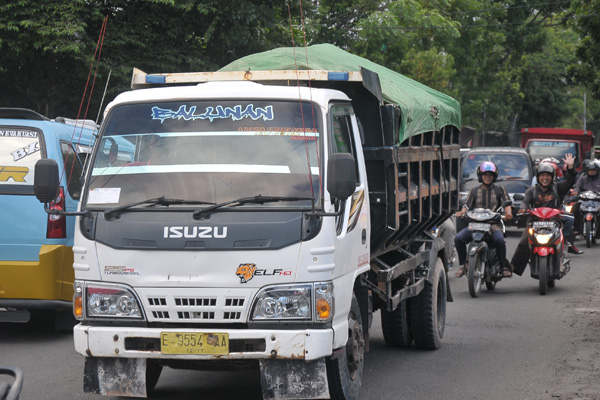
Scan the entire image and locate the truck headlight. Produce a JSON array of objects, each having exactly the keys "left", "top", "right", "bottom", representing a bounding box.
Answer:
[
  {"left": 76, "top": 281, "right": 144, "bottom": 320},
  {"left": 252, "top": 285, "right": 311, "bottom": 320},
  {"left": 251, "top": 282, "right": 334, "bottom": 322}
]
